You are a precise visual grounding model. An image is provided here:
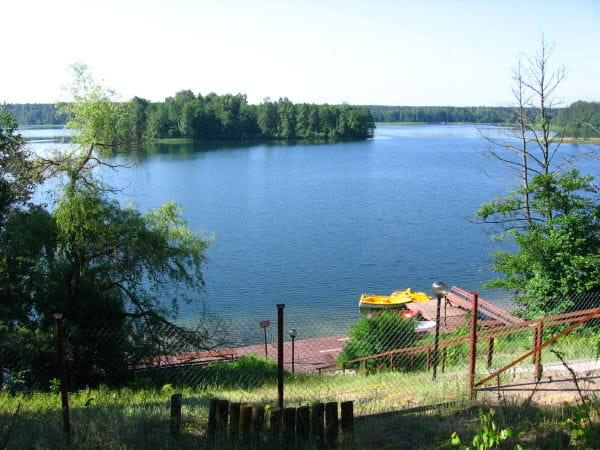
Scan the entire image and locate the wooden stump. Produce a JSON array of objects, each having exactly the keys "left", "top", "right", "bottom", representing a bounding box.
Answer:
[{"left": 325, "top": 402, "right": 339, "bottom": 446}]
